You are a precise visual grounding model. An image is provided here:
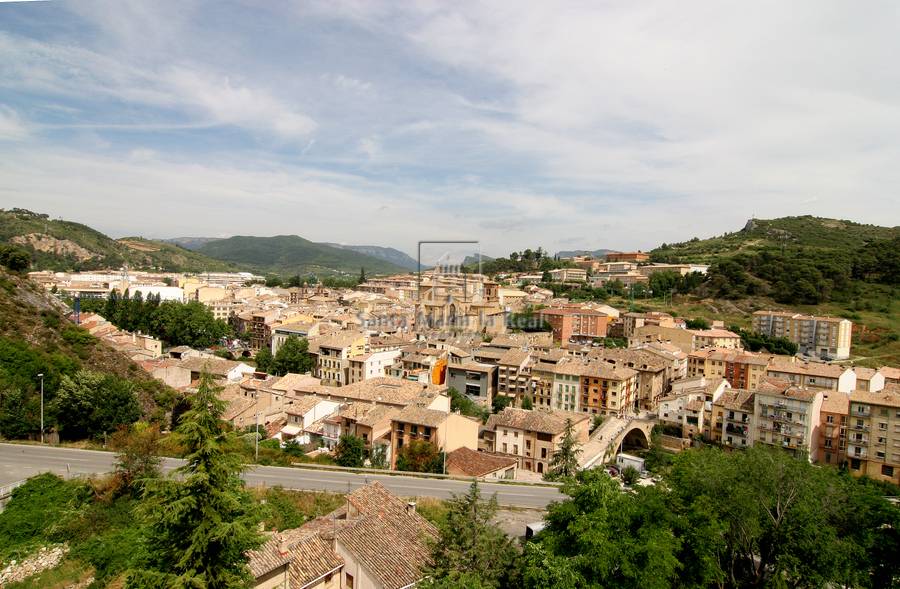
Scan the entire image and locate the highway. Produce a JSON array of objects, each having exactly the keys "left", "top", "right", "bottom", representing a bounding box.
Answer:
[{"left": 0, "top": 443, "right": 562, "bottom": 509}]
